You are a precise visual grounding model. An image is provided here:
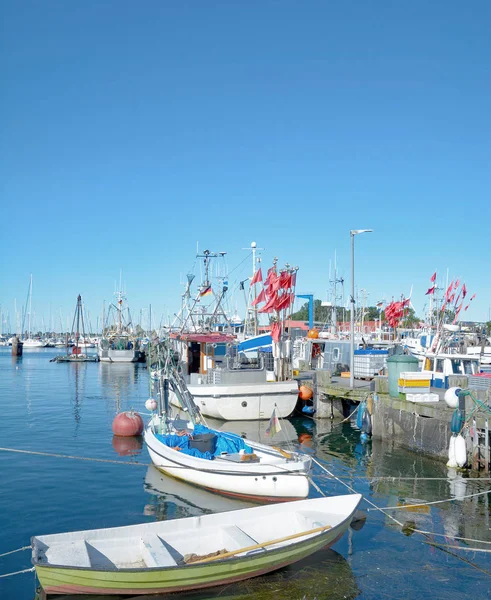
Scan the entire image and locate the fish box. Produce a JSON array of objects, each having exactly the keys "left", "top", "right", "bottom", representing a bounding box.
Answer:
[
  {"left": 399, "top": 372, "right": 432, "bottom": 381},
  {"left": 189, "top": 433, "right": 217, "bottom": 454},
  {"left": 398, "top": 378, "right": 432, "bottom": 388},
  {"left": 406, "top": 393, "right": 439, "bottom": 403},
  {"left": 398, "top": 386, "right": 430, "bottom": 394}
]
